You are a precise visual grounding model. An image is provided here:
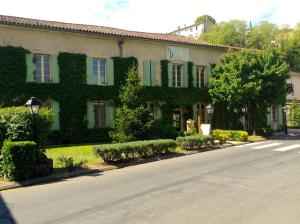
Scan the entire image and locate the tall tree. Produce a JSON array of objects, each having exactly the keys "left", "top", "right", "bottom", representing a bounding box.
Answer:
[
  {"left": 200, "top": 20, "right": 248, "bottom": 47},
  {"left": 110, "top": 66, "right": 150, "bottom": 142},
  {"left": 210, "top": 49, "right": 289, "bottom": 134}
]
